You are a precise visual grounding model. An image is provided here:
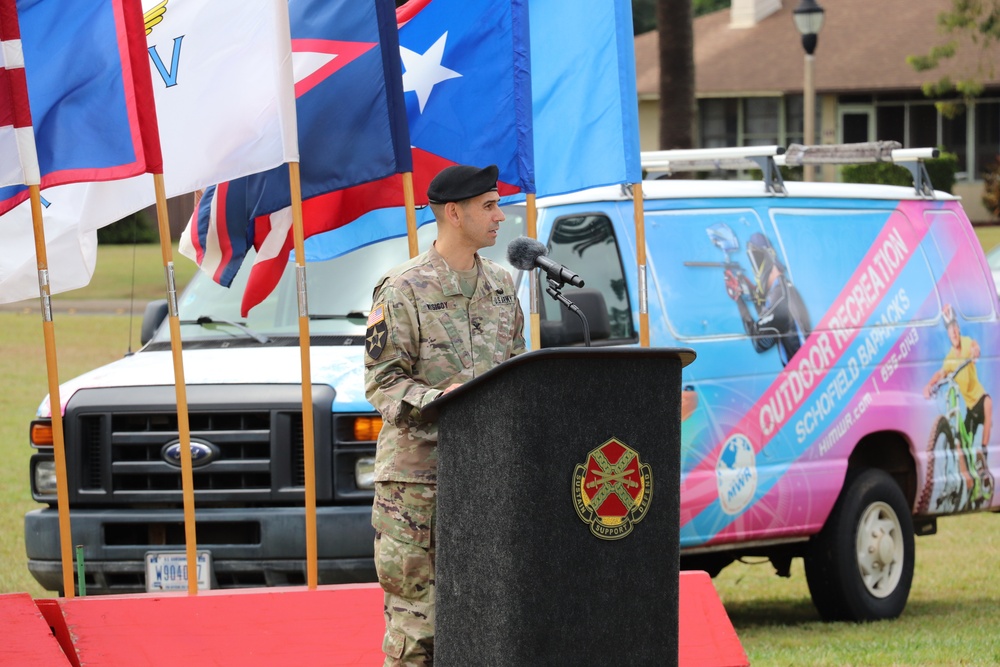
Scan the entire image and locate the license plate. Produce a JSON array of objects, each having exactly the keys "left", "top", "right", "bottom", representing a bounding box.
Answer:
[{"left": 145, "top": 550, "right": 212, "bottom": 593}]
